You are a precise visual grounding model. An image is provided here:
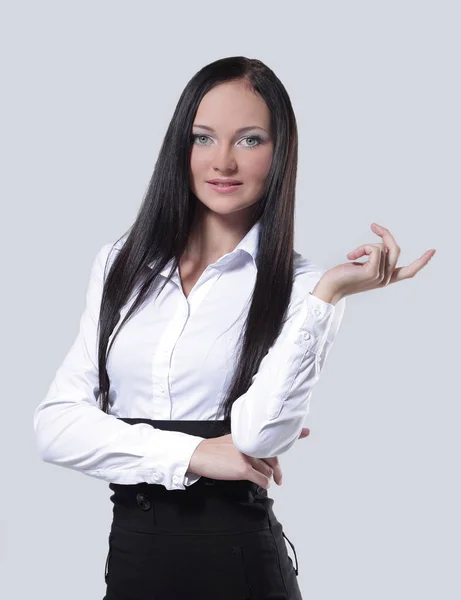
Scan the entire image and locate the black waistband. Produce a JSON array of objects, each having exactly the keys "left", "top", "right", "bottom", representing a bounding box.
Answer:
[{"left": 116, "top": 417, "right": 231, "bottom": 438}]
